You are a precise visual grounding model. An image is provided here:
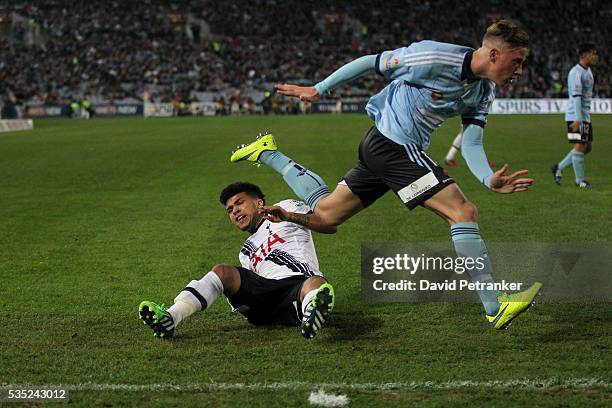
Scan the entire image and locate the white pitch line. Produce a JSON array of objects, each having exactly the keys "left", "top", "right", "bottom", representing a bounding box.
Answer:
[{"left": 1, "top": 378, "right": 610, "bottom": 392}]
